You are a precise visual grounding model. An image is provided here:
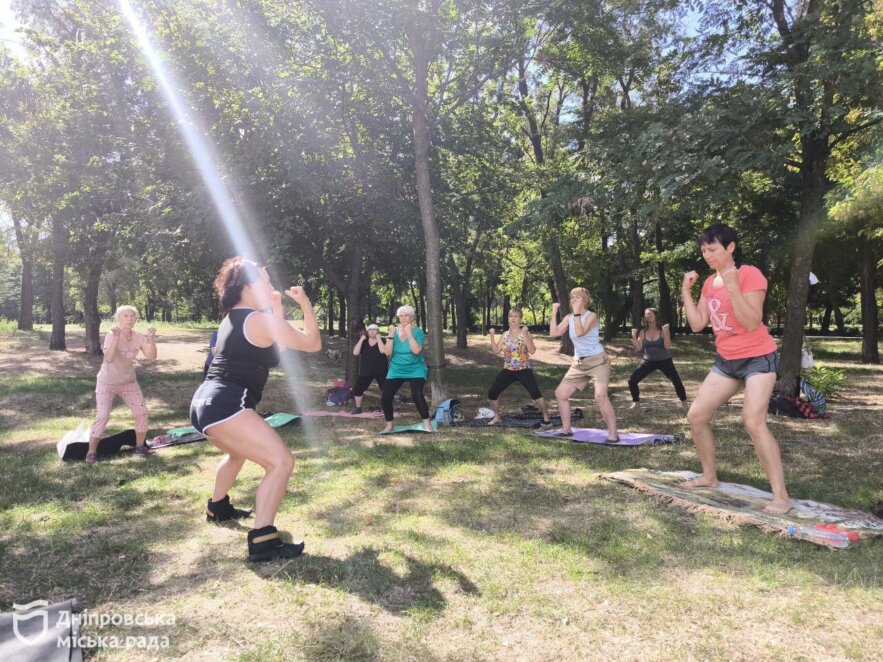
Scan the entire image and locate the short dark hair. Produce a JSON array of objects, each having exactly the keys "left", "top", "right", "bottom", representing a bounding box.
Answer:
[
  {"left": 214, "top": 257, "right": 263, "bottom": 315},
  {"left": 699, "top": 223, "right": 738, "bottom": 249}
]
